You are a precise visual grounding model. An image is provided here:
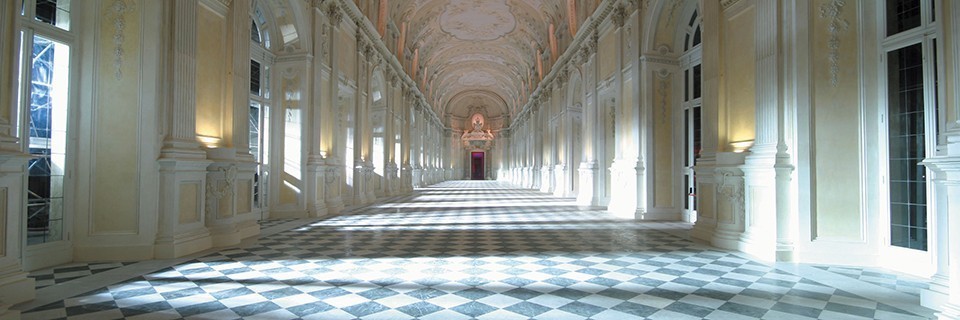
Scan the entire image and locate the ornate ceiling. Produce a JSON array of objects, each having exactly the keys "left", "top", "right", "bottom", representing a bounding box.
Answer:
[{"left": 390, "top": 0, "right": 570, "bottom": 128}]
